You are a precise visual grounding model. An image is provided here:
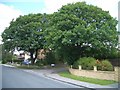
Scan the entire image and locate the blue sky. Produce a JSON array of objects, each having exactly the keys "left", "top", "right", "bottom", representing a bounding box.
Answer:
[
  {"left": 0, "top": 0, "right": 119, "bottom": 44},
  {"left": 1, "top": 0, "right": 119, "bottom": 17},
  {"left": 1, "top": 1, "right": 45, "bottom": 14}
]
